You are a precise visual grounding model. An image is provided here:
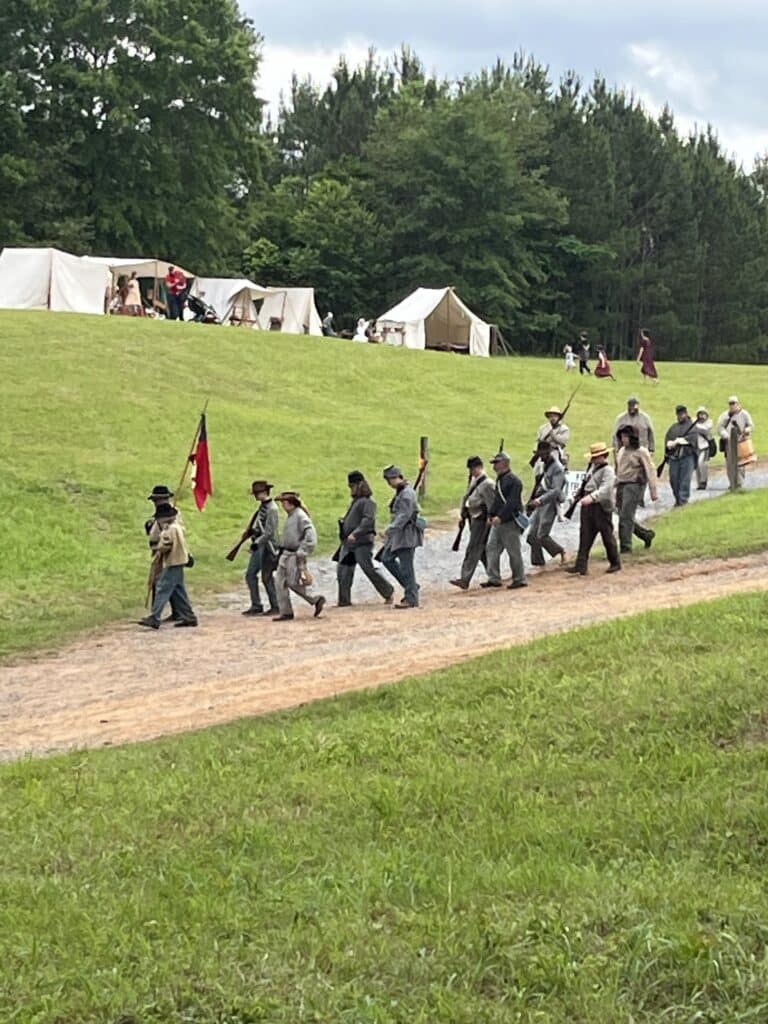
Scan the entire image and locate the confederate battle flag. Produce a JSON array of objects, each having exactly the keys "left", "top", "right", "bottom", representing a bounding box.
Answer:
[{"left": 191, "top": 413, "right": 213, "bottom": 510}]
